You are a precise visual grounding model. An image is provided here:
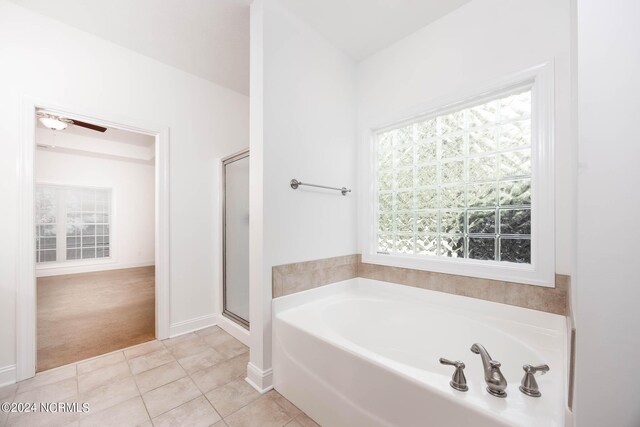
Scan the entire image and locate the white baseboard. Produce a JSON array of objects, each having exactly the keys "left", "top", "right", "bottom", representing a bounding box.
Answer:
[
  {"left": 0, "top": 365, "right": 16, "bottom": 387},
  {"left": 169, "top": 313, "right": 218, "bottom": 338},
  {"left": 246, "top": 362, "right": 273, "bottom": 394},
  {"left": 36, "top": 260, "right": 155, "bottom": 277},
  {"left": 217, "top": 314, "right": 250, "bottom": 346}
]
